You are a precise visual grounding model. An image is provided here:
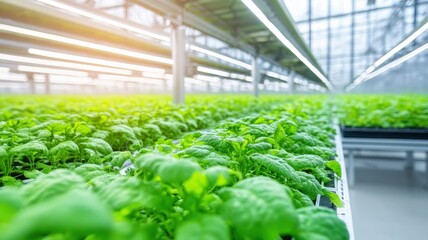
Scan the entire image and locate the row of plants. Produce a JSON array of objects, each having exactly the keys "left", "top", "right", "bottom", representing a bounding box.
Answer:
[
  {"left": 337, "top": 95, "right": 428, "bottom": 129},
  {"left": 0, "top": 95, "right": 283, "bottom": 182},
  {"left": 0, "top": 96, "right": 349, "bottom": 240}
]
